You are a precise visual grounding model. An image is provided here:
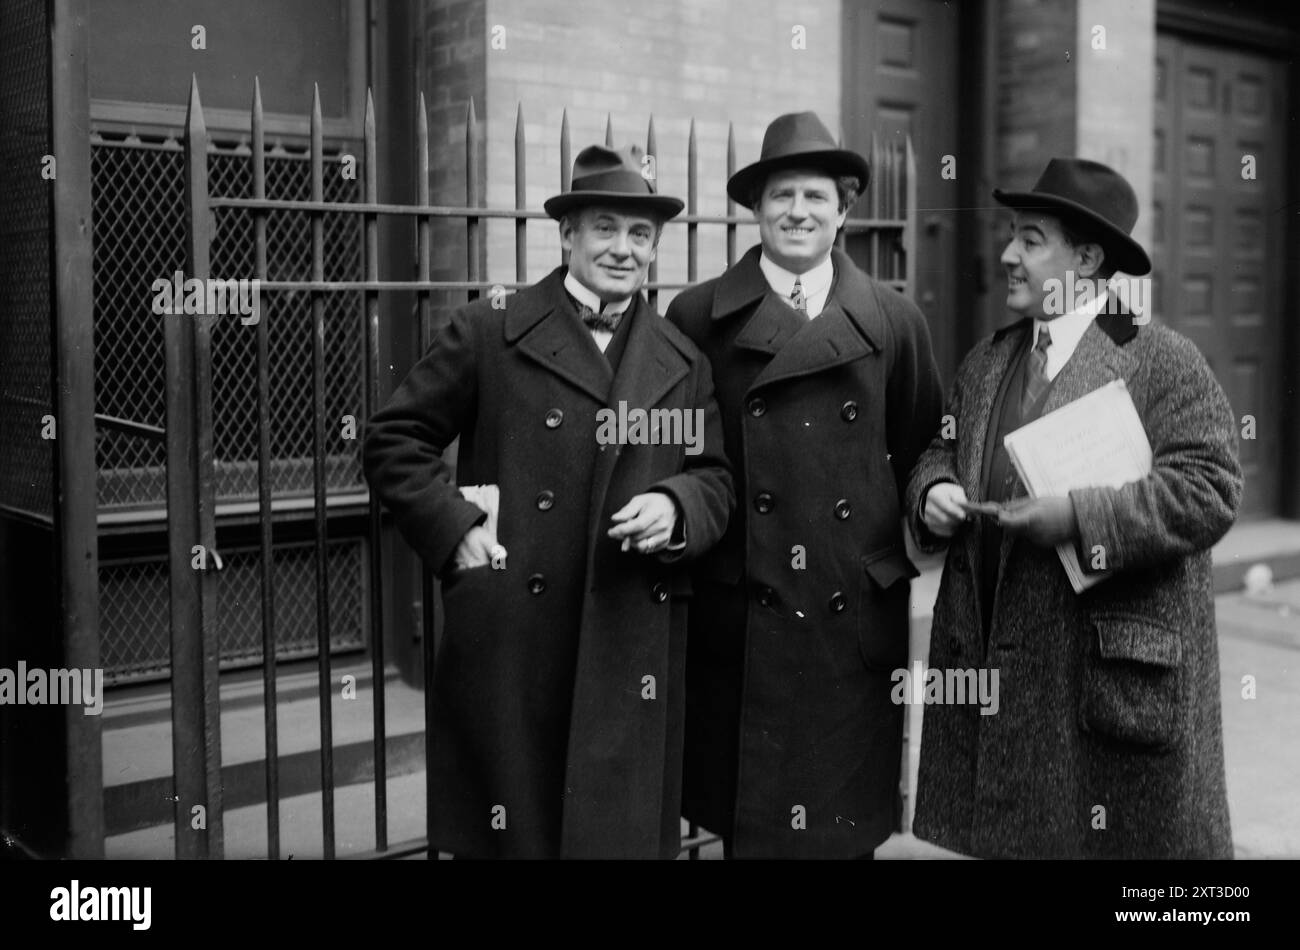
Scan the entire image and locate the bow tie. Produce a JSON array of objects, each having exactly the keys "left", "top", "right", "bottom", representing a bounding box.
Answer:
[{"left": 579, "top": 305, "right": 623, "bottom": 334}]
